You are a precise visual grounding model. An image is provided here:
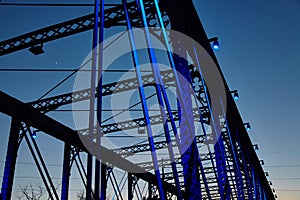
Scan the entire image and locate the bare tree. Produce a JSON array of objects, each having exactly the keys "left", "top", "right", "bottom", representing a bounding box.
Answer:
[
  {"left": 76, "top": 190, "right": 96, "bottom": 200},
  {"left": 19, "top": 183, "right": 46, "bottom": 200},
  {"left": 17, "top": 181, "right": 60, "bottom": 200},
  {"left": 76, "top": 190, "right": 111, "bottom": 200}
]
